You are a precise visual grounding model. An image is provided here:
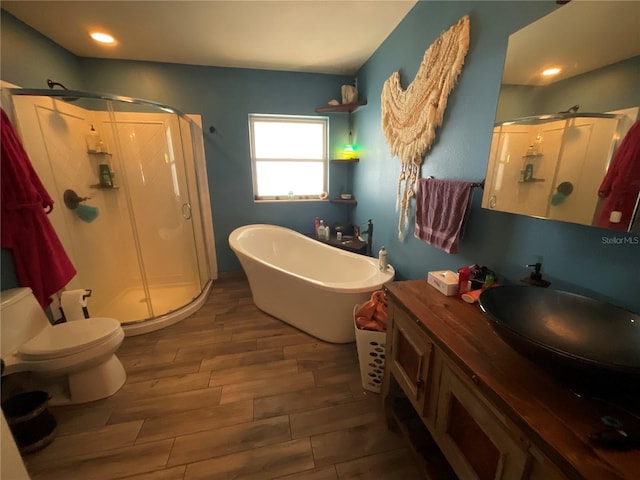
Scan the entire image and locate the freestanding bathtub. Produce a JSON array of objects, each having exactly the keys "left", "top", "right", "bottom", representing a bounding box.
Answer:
[{"left": 229, "top": 224, "right": 395, "bottom": 343}]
